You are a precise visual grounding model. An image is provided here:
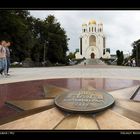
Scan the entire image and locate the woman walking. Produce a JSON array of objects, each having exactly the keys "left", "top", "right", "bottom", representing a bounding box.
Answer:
[
  {"left": 0, "top": 40, "right": 7, "bottom": 77},
  {"left": 5, "top": 41, "right": 11, "bottom": 75}
]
